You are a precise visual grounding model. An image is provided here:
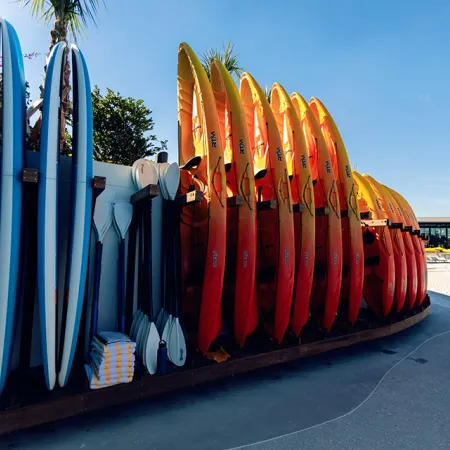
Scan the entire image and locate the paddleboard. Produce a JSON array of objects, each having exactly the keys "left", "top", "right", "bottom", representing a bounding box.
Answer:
[
  {"left": 363, "top": 175, "right": 407, "bottom": 312},
  {"left": 0, "top": 19, "right": 26, "bottom": 394},
  {"left": 58, "top": 45, "right": 93, "bottom": 387},
  {"left": 309, "top": 98, "right": 363, "bottom": 325},
  {"left": 240, "top": 73, "right": 295, "bottom": 343},
  {"left": 352, "top": 171, "right": 395, "bottom": 316},
  {"left": 210, "top": 58, "right": 258, "bottom": 347},
  {"left": 291, "top": 93, "right": 342, "bottom": 332},
  {"left": 270, "top": 83, "right": 315, "bottom": 337},
  {"left": 38, "top": 41, "right": 66, "bottom": 390},
  {"left": 178, "top": 43, "right": 227, "bottom": 354}
]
